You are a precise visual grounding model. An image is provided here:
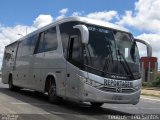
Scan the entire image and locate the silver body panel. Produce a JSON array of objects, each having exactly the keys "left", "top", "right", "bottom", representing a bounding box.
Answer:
[
  {"left": 80, "top": 72, "right": 141, "bottom": 104},
  {"left": 1, "top": 17, "right": 141, "bottom": 105},
  {"left": 2, "top": 41, "right": 19, "bottom": 84},
  {"left": 83, "top": 84, "right": 140, "bottom": 104}
]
